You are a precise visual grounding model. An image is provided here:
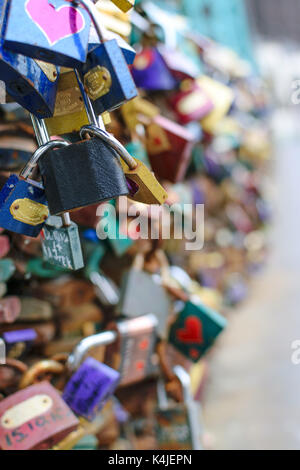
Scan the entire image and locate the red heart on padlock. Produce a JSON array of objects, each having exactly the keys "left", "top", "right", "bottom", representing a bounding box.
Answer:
[{"left": 176, "top": 316, "right": 203, "bottom": 344}]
